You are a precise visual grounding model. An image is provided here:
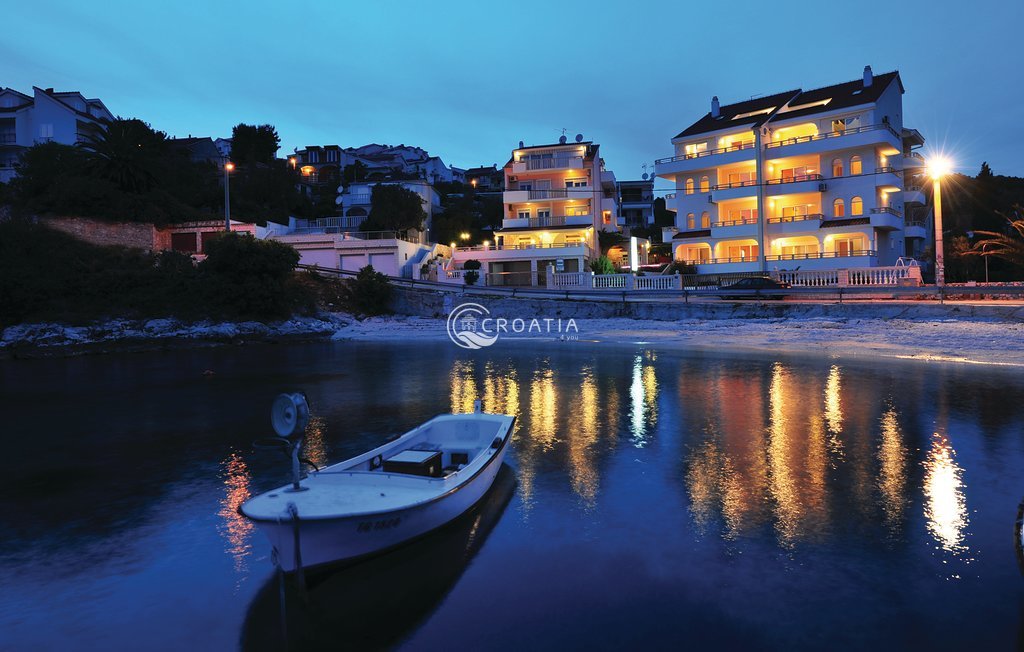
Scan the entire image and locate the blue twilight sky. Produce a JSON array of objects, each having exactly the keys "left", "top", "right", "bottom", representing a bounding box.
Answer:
[{"left": 3, "top": 0, "right": 1022, "bottom": 195}]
